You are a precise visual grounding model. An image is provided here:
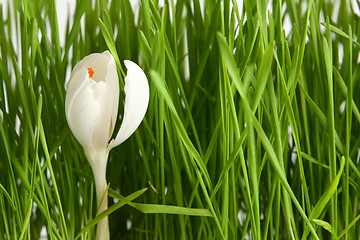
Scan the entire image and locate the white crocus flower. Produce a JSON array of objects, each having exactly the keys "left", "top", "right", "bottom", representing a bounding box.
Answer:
[{"left": 65, "top": 50, "right": 149, "bottom": 240}]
